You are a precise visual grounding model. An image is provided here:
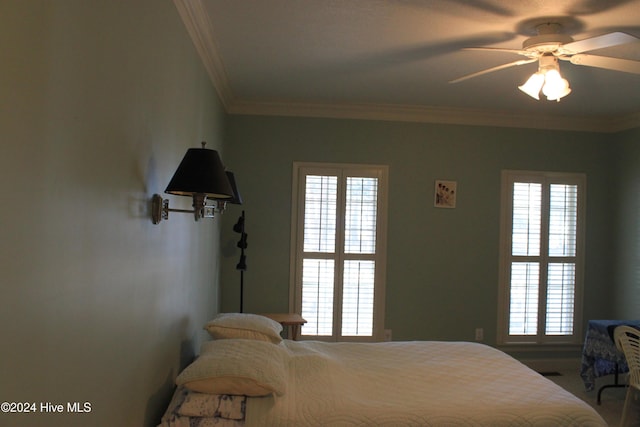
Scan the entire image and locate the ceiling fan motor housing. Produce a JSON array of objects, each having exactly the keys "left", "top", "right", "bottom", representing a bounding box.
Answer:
[{"left": 523, "top": 23, "right": 574, "bottom": 53}]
